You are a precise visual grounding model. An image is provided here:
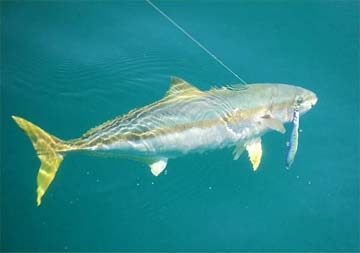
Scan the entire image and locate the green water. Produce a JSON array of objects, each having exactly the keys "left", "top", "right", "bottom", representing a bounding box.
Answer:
[{"left": 1, "top": 1, "right": 359, "bottom": 251}]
